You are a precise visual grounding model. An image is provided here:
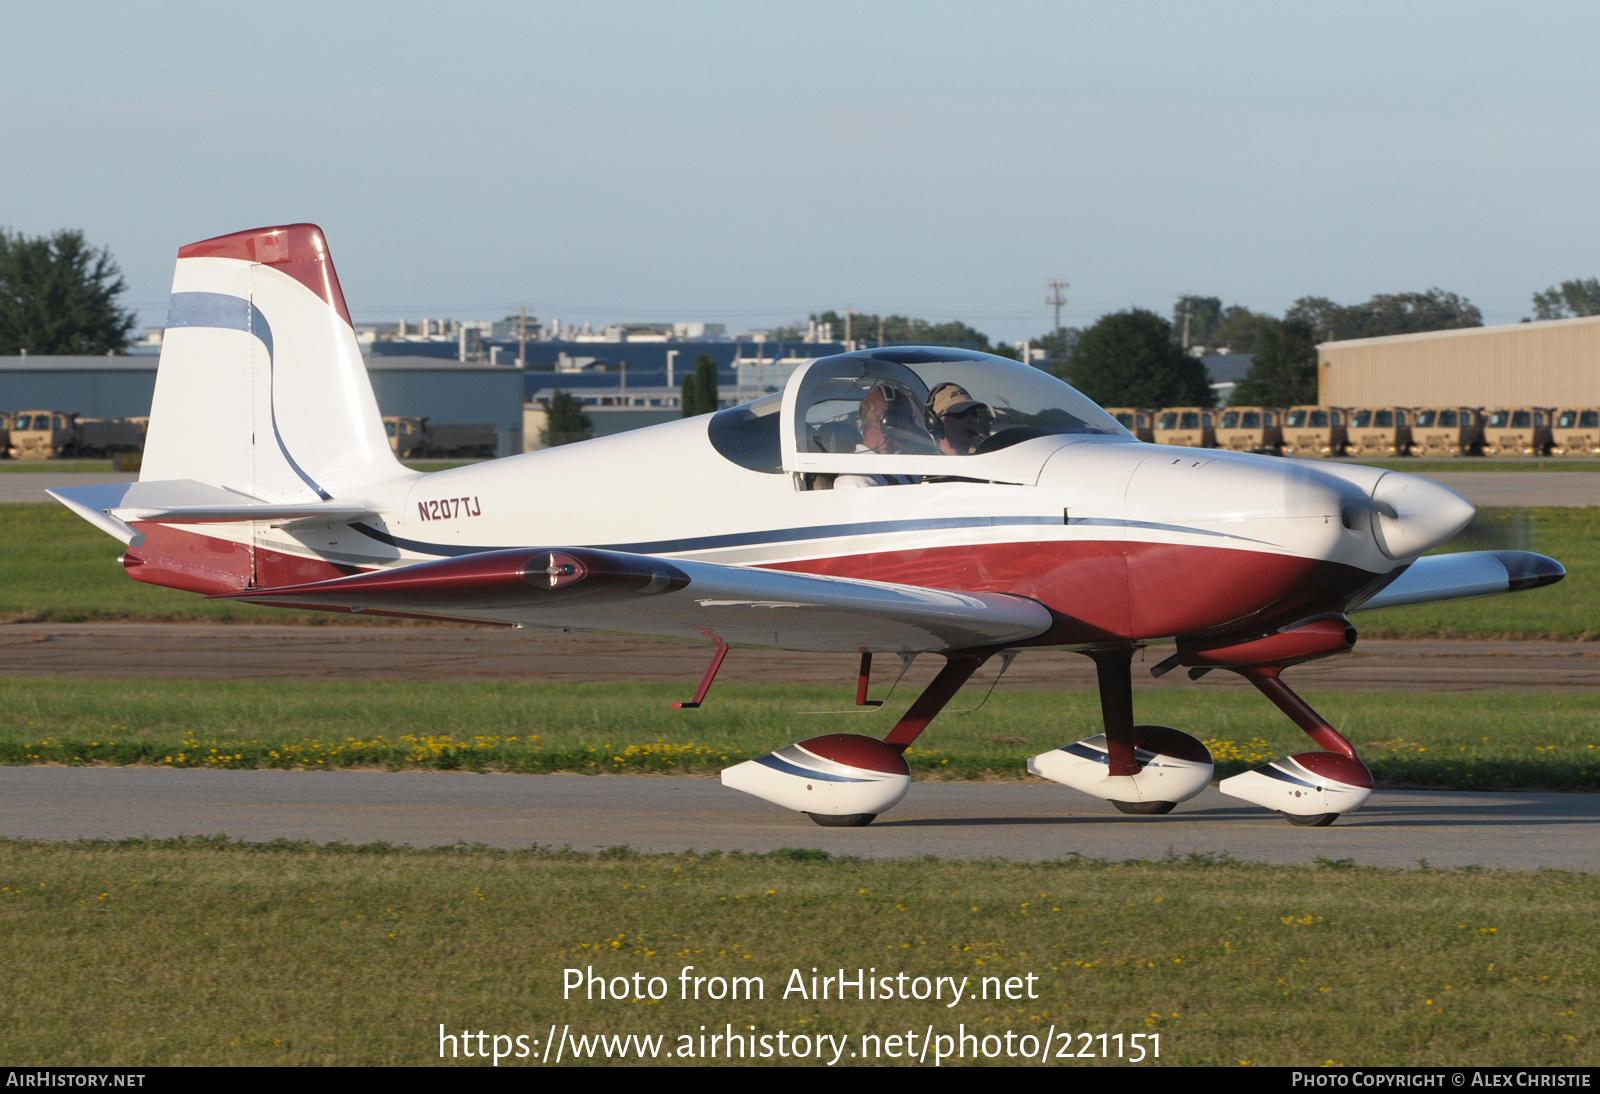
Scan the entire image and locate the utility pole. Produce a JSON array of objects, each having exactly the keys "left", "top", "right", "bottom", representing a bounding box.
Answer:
[
  {"left": 1179, "top": 294, "right": 1193, "bottom": 351},
  {"left": 516, "top": 304, "right": 528, "bottom": 368},
  {"left": 877, "top": 316, "right": 884, "bottom": 347},
  {"left": 1045, "top": 279, "right": 1069, "bottom": 340},
  {"left": 843, "top": 306, "right": 855, "bottom": 350}
]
